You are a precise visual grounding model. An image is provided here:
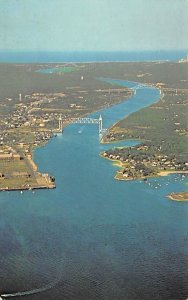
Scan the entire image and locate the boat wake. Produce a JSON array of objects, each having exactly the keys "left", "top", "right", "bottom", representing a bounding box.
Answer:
[{"left": 1, "top": 265, "right": 62, "bottom": 299}]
